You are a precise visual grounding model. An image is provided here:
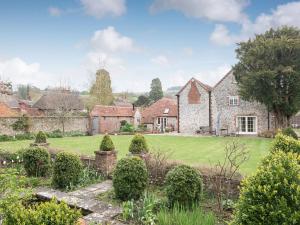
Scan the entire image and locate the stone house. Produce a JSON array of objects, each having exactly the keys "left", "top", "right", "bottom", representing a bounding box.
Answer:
[
  {"left": 90, "top": 105, "right": 141, "bottom": 134},
  {"left": 177, "top": 70, "right": 273, "bottom": 135},
  {"left": 141, "top": 98, "right": 178, "bottom": 132}
]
